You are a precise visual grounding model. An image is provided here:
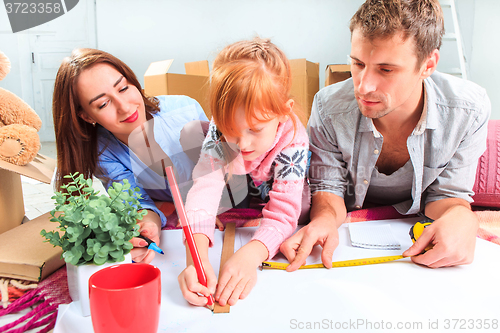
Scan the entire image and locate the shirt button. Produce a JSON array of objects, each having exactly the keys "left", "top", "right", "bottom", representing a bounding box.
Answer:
[
  {"left": 363, "top": 180, "right": 369, "bottom": 185},
  {"left": 374, "top": 149, "right": 379, "bottom": 154},
  {"left": 355, "top": 205, "right": 361, "bottom": 209}
]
